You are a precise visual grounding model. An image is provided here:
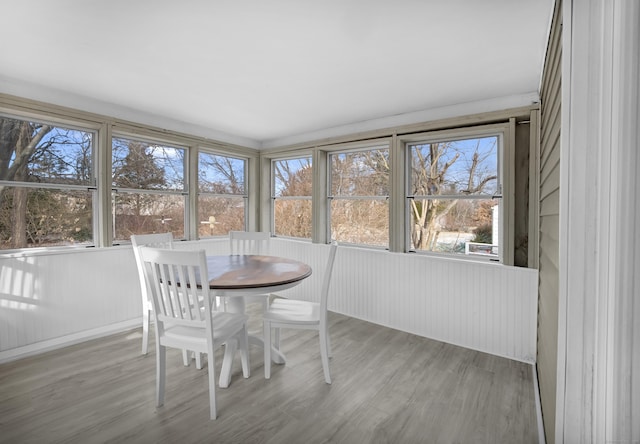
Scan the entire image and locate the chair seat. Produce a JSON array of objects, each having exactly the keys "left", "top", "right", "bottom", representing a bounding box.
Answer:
[
  {"left": 163, "top": 312, "right": 248, "bottom": 350},
  {"left": 264, "top": 298, "right": 320, "bottom": 324}
]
